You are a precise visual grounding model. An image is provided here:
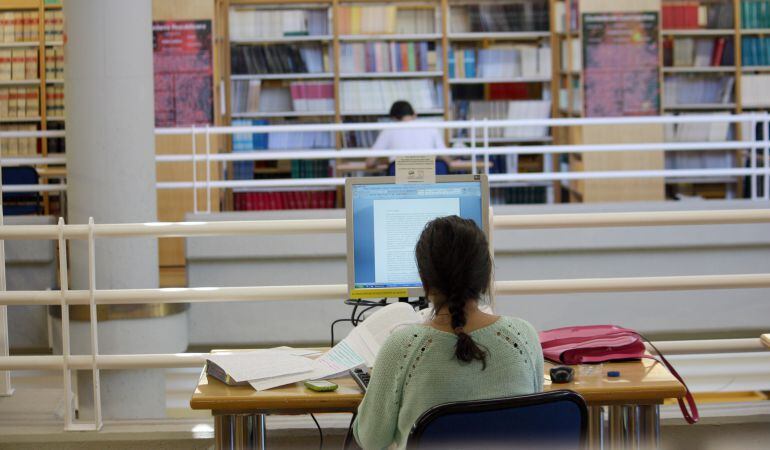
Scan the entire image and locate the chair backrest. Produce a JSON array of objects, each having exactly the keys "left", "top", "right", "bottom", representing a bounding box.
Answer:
[
  {"left": 387, "top": 159, "right": 450, "bottom": 176},
  {"left": 407, "top": 390, "right": 587, "bottom": 450},
  {"left": 2, "top": 166, "right": 41, "bottom": 215}
]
